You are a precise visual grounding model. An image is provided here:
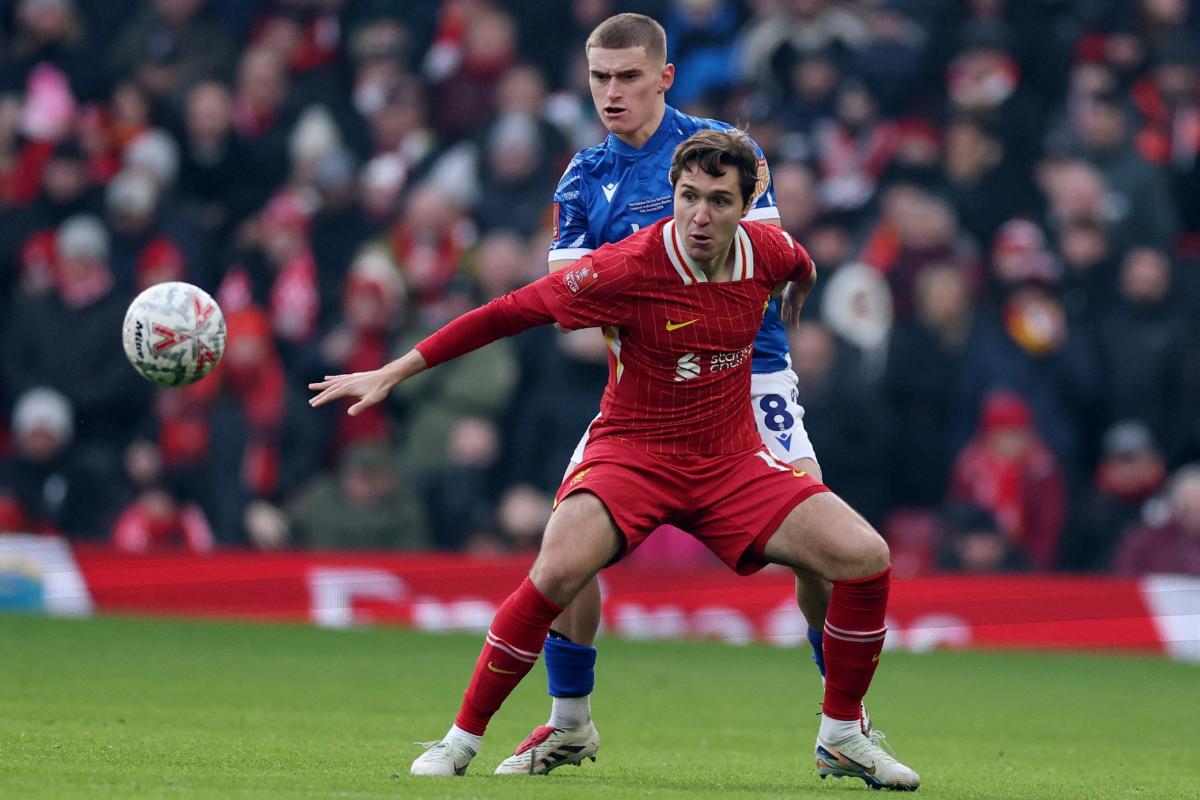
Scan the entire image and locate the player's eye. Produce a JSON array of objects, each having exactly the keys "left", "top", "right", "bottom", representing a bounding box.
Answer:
[{"left": 682, "top": 191, "right": 697, "bottom": 202}]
